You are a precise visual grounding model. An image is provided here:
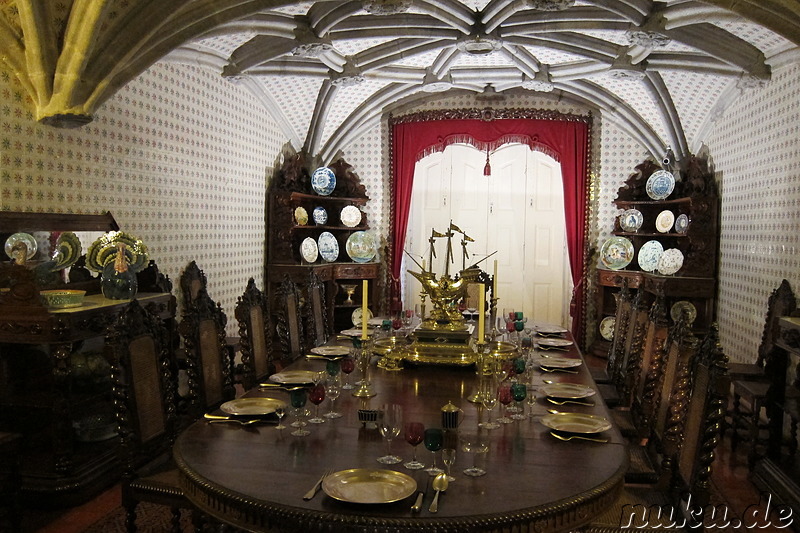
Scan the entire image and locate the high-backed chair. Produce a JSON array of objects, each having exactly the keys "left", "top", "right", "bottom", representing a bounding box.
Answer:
[
  {"left": 179, "top": 260, "right": 208, "bottom": 311},
  {"left": 235, "top": 278, "right": 275, "bottom": 390},
  {"left": 275, "top": 275, "right": 305, "bottom": 367},
  {"left": 107, "top": 299, "right": 188, "bottom": 533},
  {"left": 305, "top": 271, "right": 330, "bottom": 349},
  {"left": 577, "top": 324, "right": 729, "bottom": 531},
  {"left": 179, "top": 287, "right": 235, "bottom": 420}
]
